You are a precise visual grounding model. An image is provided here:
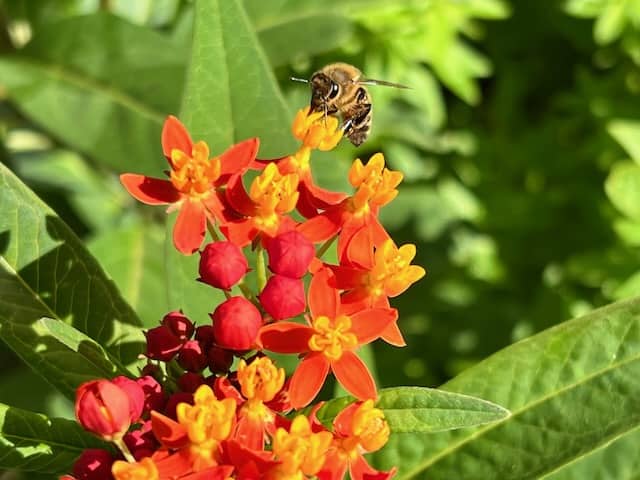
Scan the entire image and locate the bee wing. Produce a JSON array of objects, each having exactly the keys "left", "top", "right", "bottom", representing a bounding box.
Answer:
[{"left": 358, "top": 78, "right": 411, "bottom": 89}]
